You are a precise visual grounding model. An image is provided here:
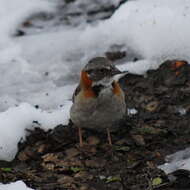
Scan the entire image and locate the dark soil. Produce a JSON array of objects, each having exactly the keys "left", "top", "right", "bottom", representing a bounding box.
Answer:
[
  {"left": 16, "top": 0, "right": 128, "bottom": 36},
  {"left": 1, "top": 60, "right": 190, "bottom": 190}
]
